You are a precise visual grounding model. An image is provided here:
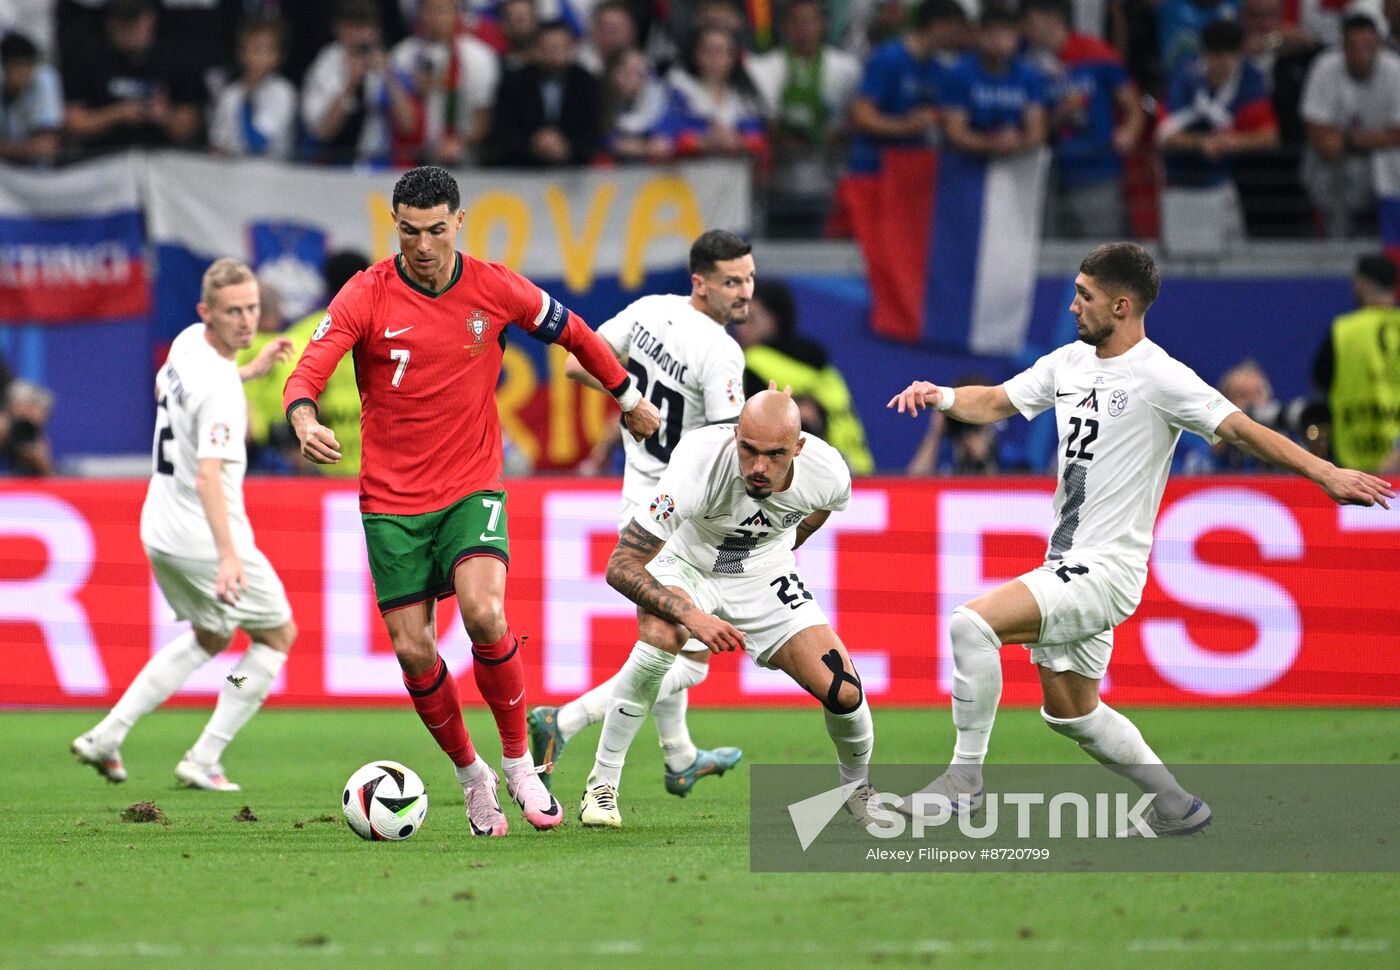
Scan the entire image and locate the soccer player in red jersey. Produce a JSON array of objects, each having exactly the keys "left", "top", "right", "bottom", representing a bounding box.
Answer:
[{"left": 283, "top": 166, "right": 661, "bottom": 836}]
